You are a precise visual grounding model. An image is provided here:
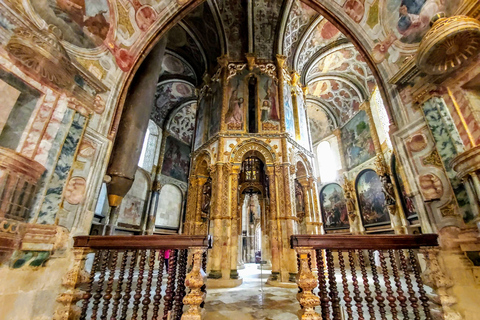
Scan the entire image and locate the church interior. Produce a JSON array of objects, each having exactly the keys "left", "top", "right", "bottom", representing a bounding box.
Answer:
[{"left": 1, "top": 0, "right": 480, "bottom": 319}]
